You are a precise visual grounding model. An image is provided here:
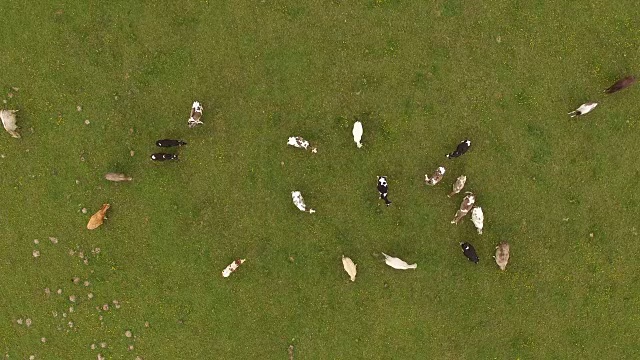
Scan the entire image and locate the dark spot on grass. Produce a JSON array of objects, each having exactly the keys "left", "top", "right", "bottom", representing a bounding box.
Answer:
[
  {"left": 442, "top": 0, "right": 462, "bottom": 17},
  {"left": 515, "top": 90, "right": 531, "bottom": 106}
]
